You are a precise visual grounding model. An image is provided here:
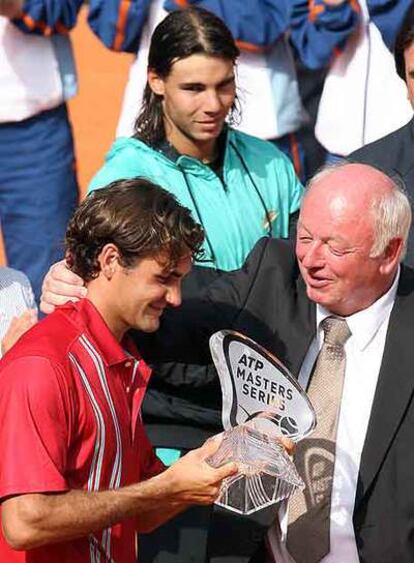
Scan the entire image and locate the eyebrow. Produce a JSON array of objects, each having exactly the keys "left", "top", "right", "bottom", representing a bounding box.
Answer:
[
  {"left": 179, "top": 75, "right": 235, "bottom": 89},
  {"left": 158, "top": 268, "right": 186, "bottom": 280},
  {"left": 218, "top": 75, "right": 236, "bottom": 87}
]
